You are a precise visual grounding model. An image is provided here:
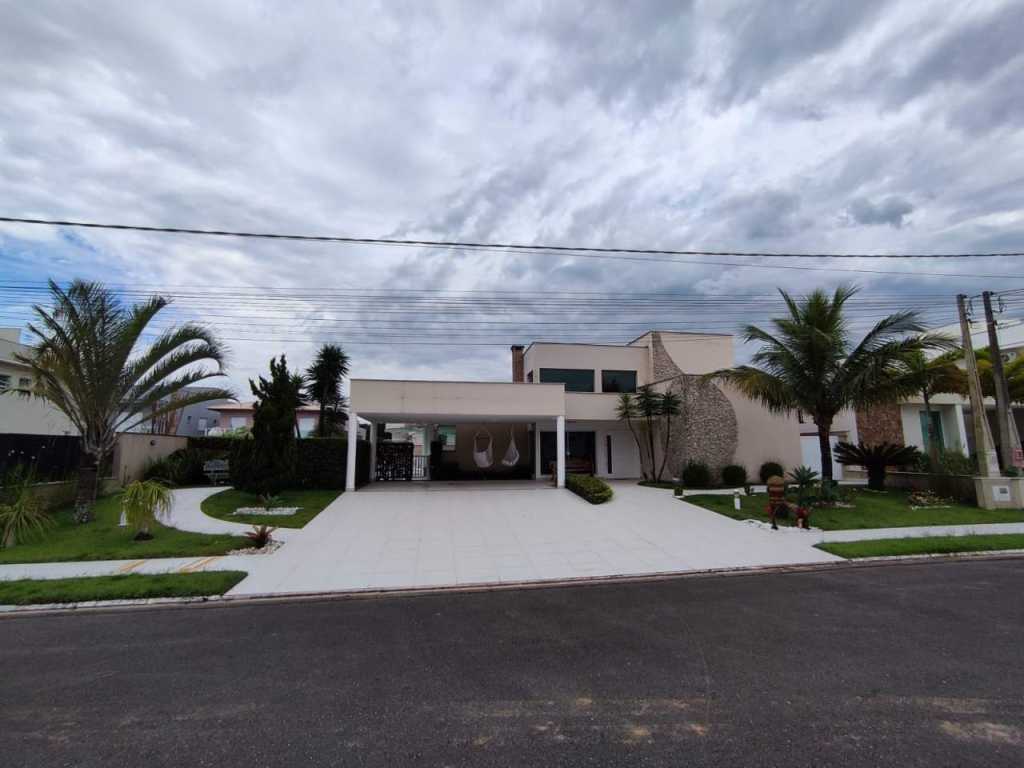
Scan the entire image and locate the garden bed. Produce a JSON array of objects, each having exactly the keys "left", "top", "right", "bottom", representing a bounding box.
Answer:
[
  {"left": 683, "top": 489, "right": 1024, "bottom": 531},
  {"left": 201, "top": 488, "right": 341, "bottom": 528},
  {"left": 0, "top": 570, "right": 247, "bottom": 606},
  {"left": 0, "top": 494, "right": 249, "bottom": 564}
]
